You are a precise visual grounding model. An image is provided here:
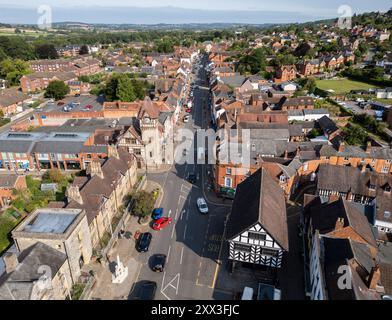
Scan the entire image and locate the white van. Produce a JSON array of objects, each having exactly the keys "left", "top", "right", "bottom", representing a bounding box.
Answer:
[{"left": 241, "top": 287, "right": 254, "bottom": 300}]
